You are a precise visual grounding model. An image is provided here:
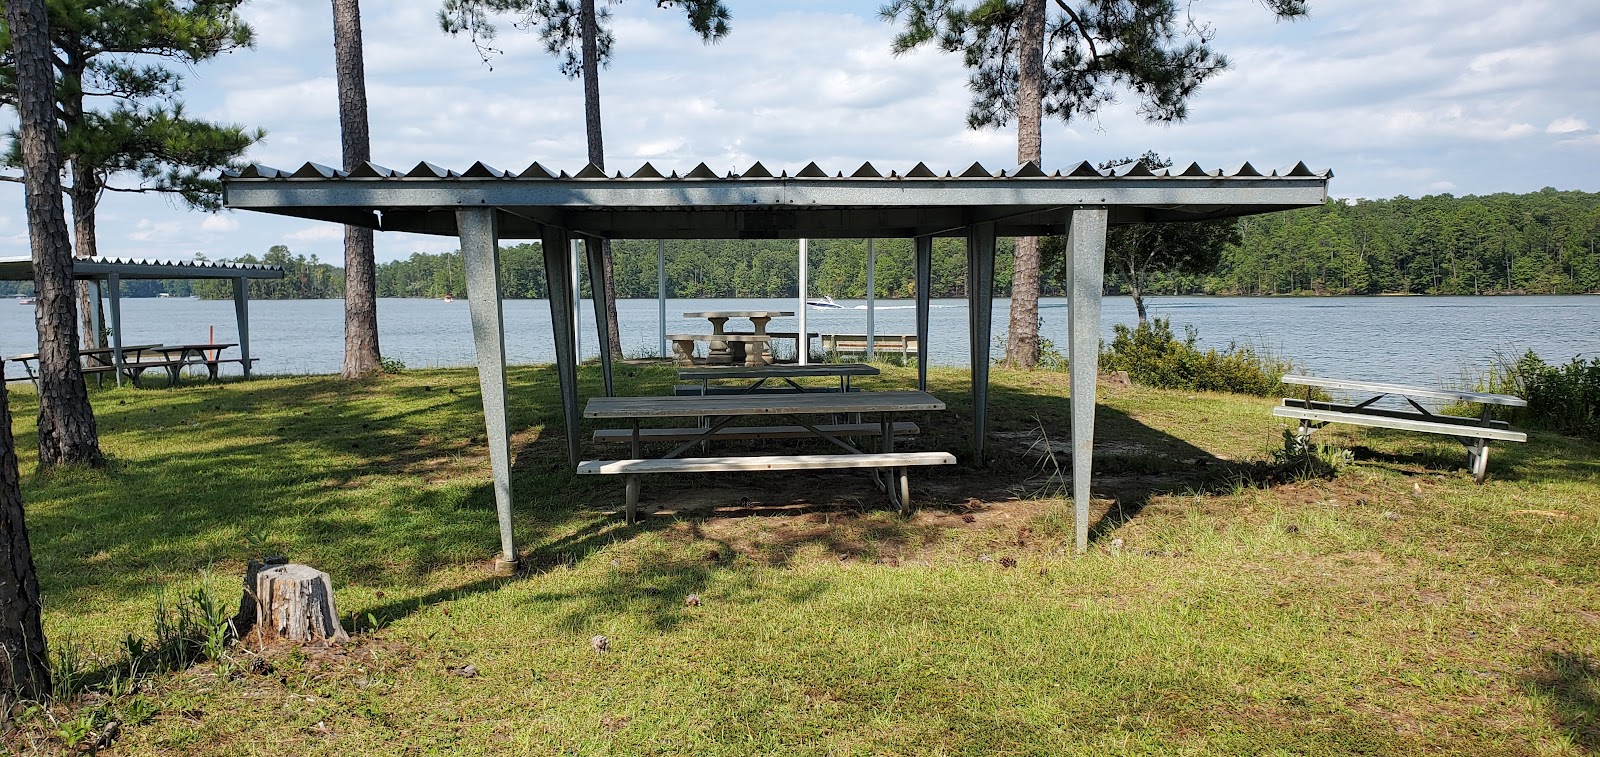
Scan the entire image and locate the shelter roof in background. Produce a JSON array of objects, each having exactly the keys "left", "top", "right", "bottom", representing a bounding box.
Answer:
[
  {"left": 221, "top": 159, "right": 1331, "bottom": 240},
  {"left": 0, "top": 256, "right": 285, "bottom": 281}
]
